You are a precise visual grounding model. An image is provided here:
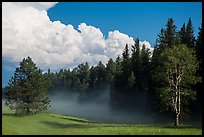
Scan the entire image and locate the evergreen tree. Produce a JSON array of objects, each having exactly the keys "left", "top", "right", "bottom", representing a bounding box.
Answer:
[
  {"left": 105, "top": 58, "right": 116, "bottom": 86},
  {"left": 76, "top": 62, "right": 90, "bottom": 92},
  {"left": 5, "top": 56, "right": 50, "bottom": 116},
  {"left": 186, "top": 18, "right": 195, "bottom": 48},
  {"left": 193, "top": 23, "right": 203, "bottom": 116},
  {"left": 164, "top": 18, "right": 179, "bottom": 48},
  {"left": 128, "top": 71, "right": 135, "bottom": 88},
  {"left": 113, "top": 56, "right": 122, "bottom": 89},
  {"left": 196, "top": 24, "right": 203, "bottom": 78},
  {"left": 122, "top": 44, "right": 130, "bottom": 60},
  {"left": 44, "top": 68, "right": 56, "bottom": 92},
  {"left": 158, "top": 28, "right": 166, "bottom": 51},
  {"left": 131, "top": 38, "right": 140, "bottom": 90},
  {"left": 179, "top": 23, "right": 186, "bottom": 44},
  {"left": 140, "top": 44, "right": 151, "bottom": 92},
  {"left": 95, "top": 61, "right": 106, "bottom": 88},
  {"left": 89, "top": 66, "right": 97, "bottom": 89},
  {"left": 121, "top": 44, "right": 132, "bottom": 90},
  {"left": 158, "top": 18, "right": 179, "bottom": 52},
  {"left": 63, "top": 68, "right": 72, "bottom": 88},
  {"left": 196, "top": 24, "right": 203, "bottom": 62}
]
